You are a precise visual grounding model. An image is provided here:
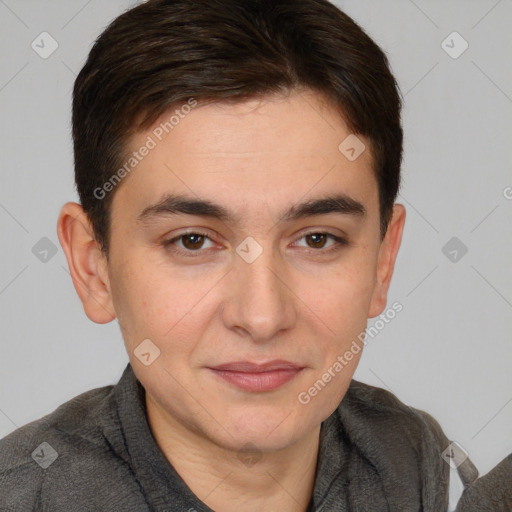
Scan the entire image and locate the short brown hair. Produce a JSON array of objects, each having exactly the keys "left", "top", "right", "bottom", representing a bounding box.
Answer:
[{"left": 72, "top": 0, "right": 402, "bottom": 253}]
